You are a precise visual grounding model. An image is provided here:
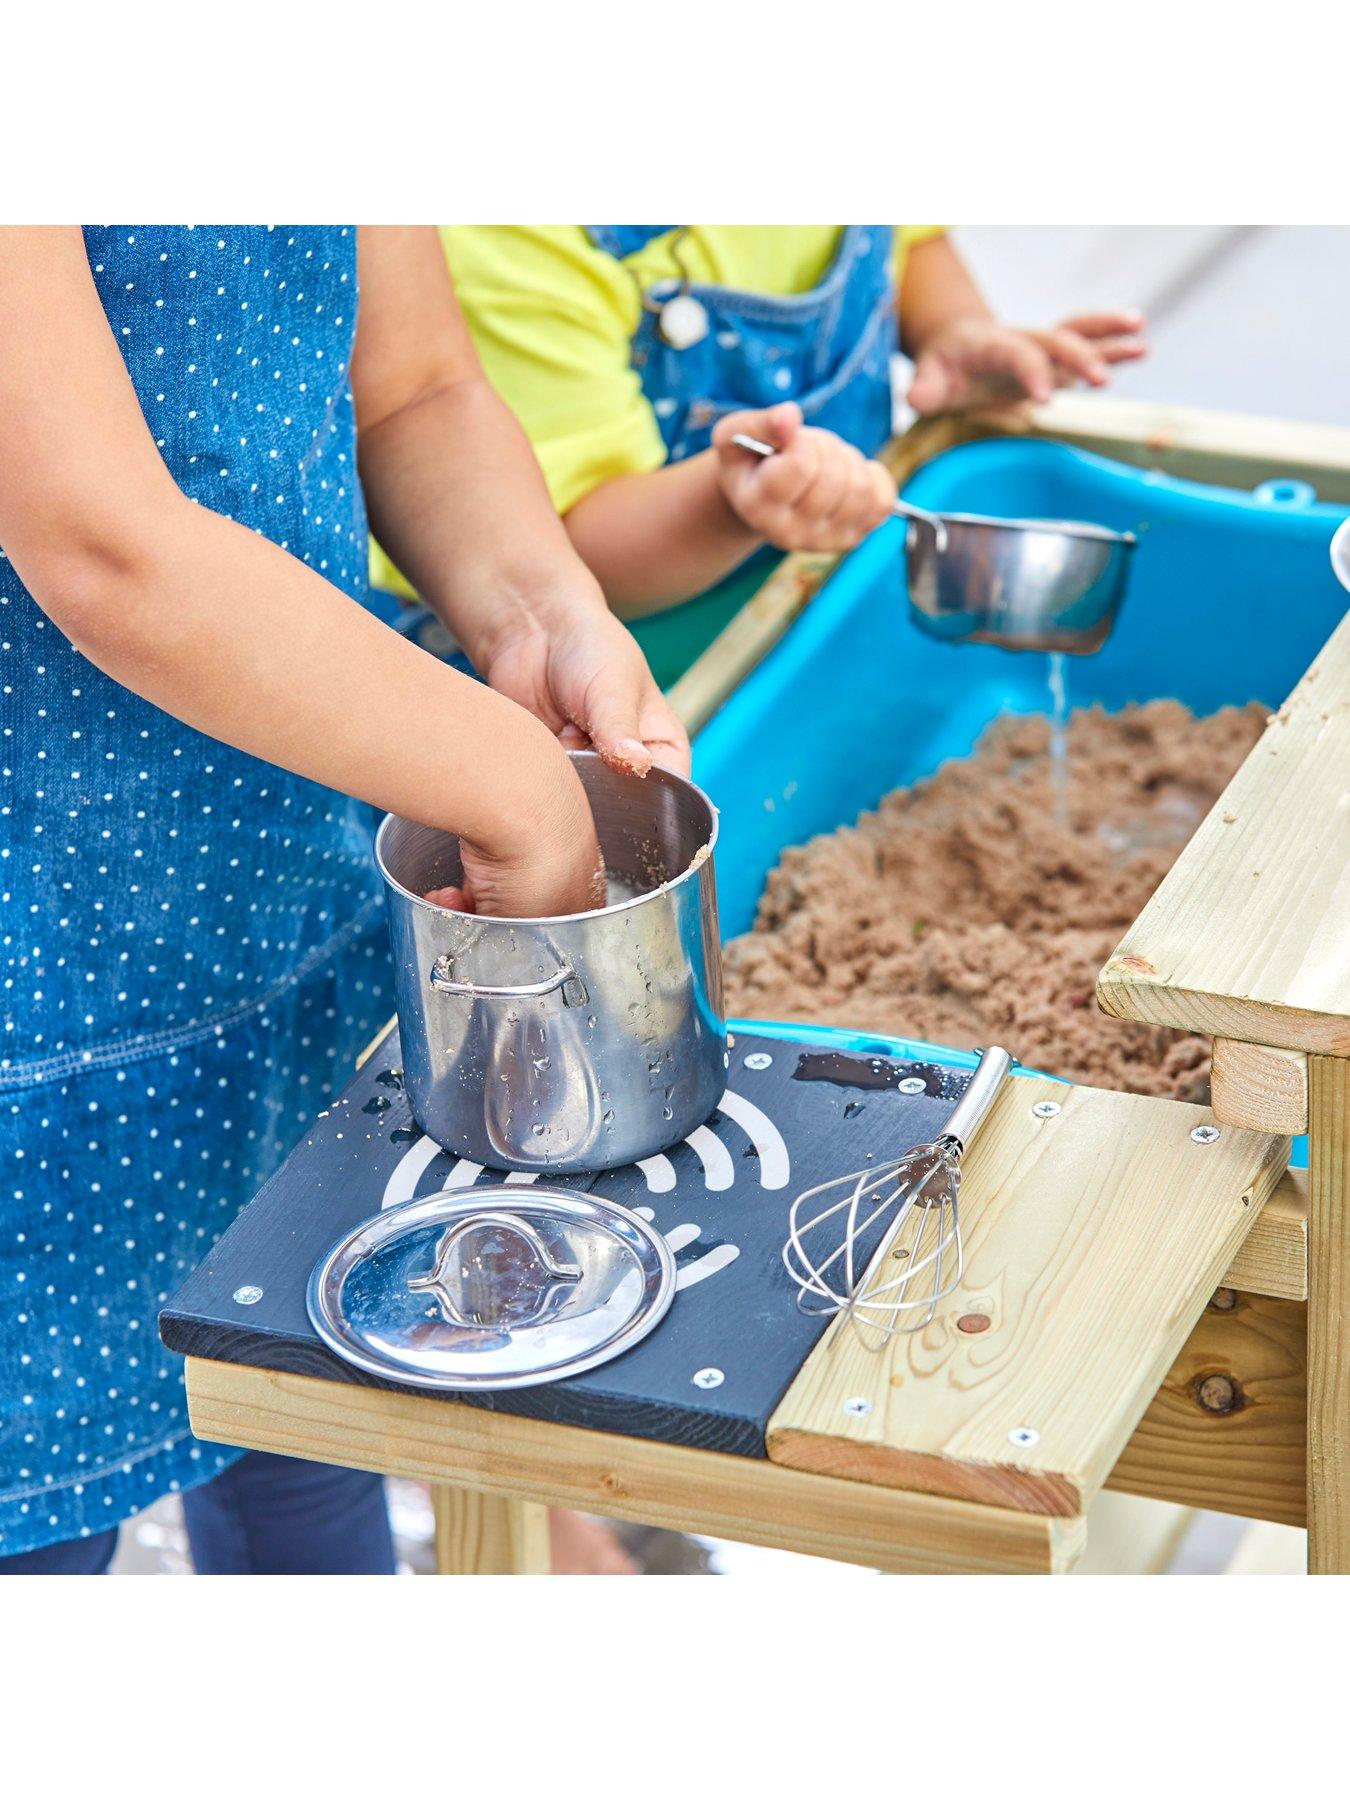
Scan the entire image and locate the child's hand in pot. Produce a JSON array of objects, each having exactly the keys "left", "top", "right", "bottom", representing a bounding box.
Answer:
[
  {"left": 712, "top": 403, "right": 896, "bottom": 553},
  {"left": 426, "top": 736, "right": 605, "bottom": 918}
]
